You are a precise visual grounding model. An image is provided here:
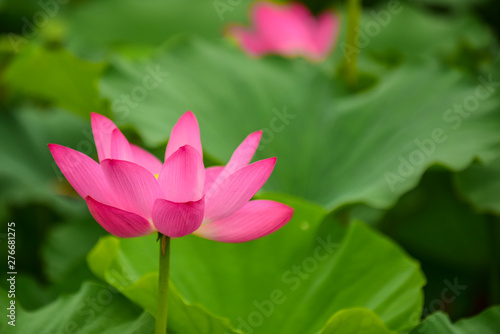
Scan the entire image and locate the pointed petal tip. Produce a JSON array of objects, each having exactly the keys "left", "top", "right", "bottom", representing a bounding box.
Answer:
[
  {"left": 48, "top": 143, "right": 71, "bottom": 160},
  {"left": 245, "top": 130, "right": 264, "bottom": 149},
  {"left": 218, "top": 130, "right": 264, "bottom": 178},
  {"left": 90, "top": 111, "right": 108, "bottom": 119},
  {"left": 196, "top": 200, "right": 294, "bottom": 243},
  {"left": 283, "top": 204, "right": 295, "bottom": 219},
  {"left": 48, "top": 143, "right": 82, "bottom": 159},
  {"left": 266, "top": 156, "right": 277, "bottom": 166},
  {"left": 253, "top": 156, "right": 277, "bottom": 167},
  {"left": 48, "top": 142, "right": 63, "bottom": 149},
  {"left": 179, "top": 110, "right": 198, "bottom": 122},
  {"left": 251, "top": 130, "right": 263, "bottom": 140},
  {"left": 203, "top": 156, "right": 276, "bottom": 222},
  {"left": 101, "top": 157, "right": 116, "bottom": 165},
  {"left": 48, "top": 143, "right": 66, "bottom": 160},
  {"left": 109, "top": 128, "right": 133, "bottom": 161},
  {"left": 168, "top": 144, "right": 203, "bottom": 161},
  {"left": 101, "top": 157, "right": 150, "bottom": 172},
  {"left": 178, "top": 111, "right": 200, "bottom": 129},
  {"left": 101, "top": 157, "right": 153, "bottom": 171},
  {"left": 91, "top": 112, "right": 117, "bottom": 130},
  {"left": 178, "top": 144, "right": 196, "bottom": 152},
  {"left": 90, "top": 111, "right": 106, "bottom": 122},
  {"left": 165, "top": 111, "right": 202, "bottom": 160}
]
